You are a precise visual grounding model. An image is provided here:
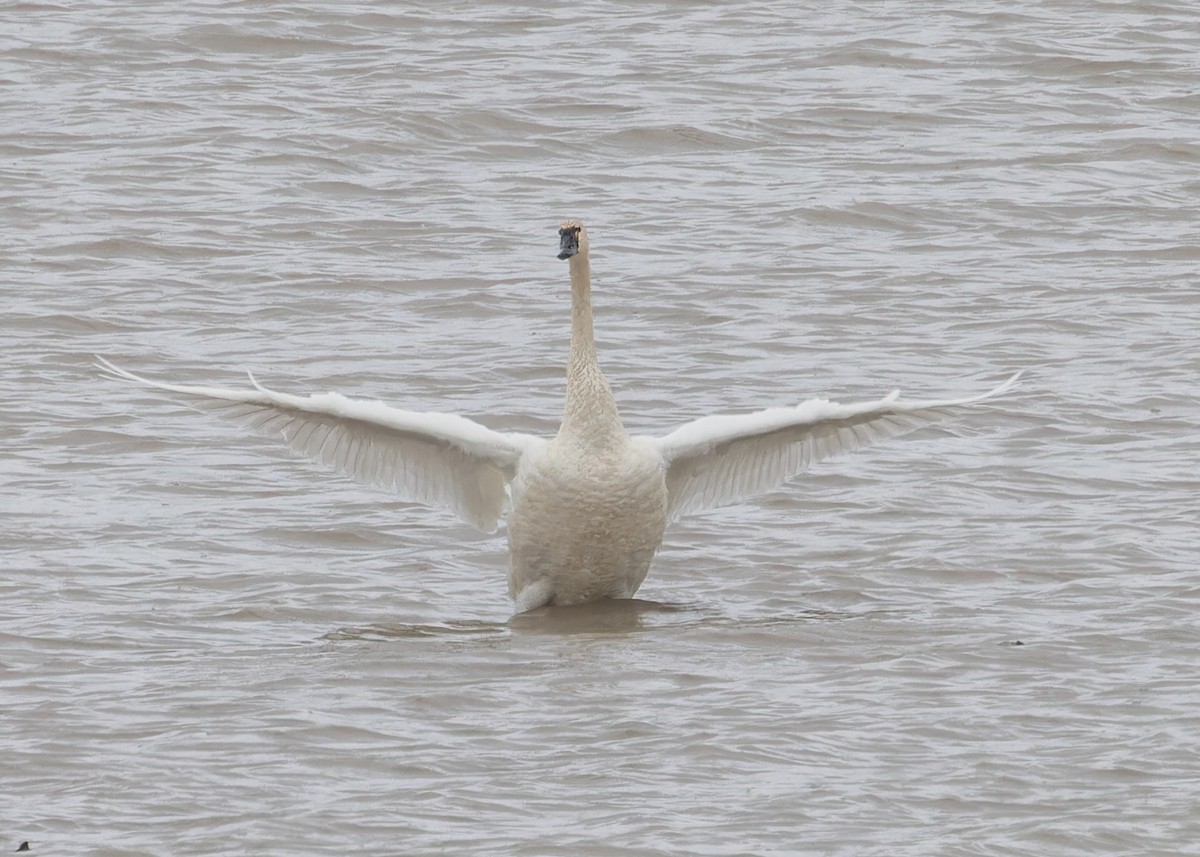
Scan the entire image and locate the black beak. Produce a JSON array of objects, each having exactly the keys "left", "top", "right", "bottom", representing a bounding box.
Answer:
[{"left": 557, "top": 229, "right": 579, "bottom": 260}]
